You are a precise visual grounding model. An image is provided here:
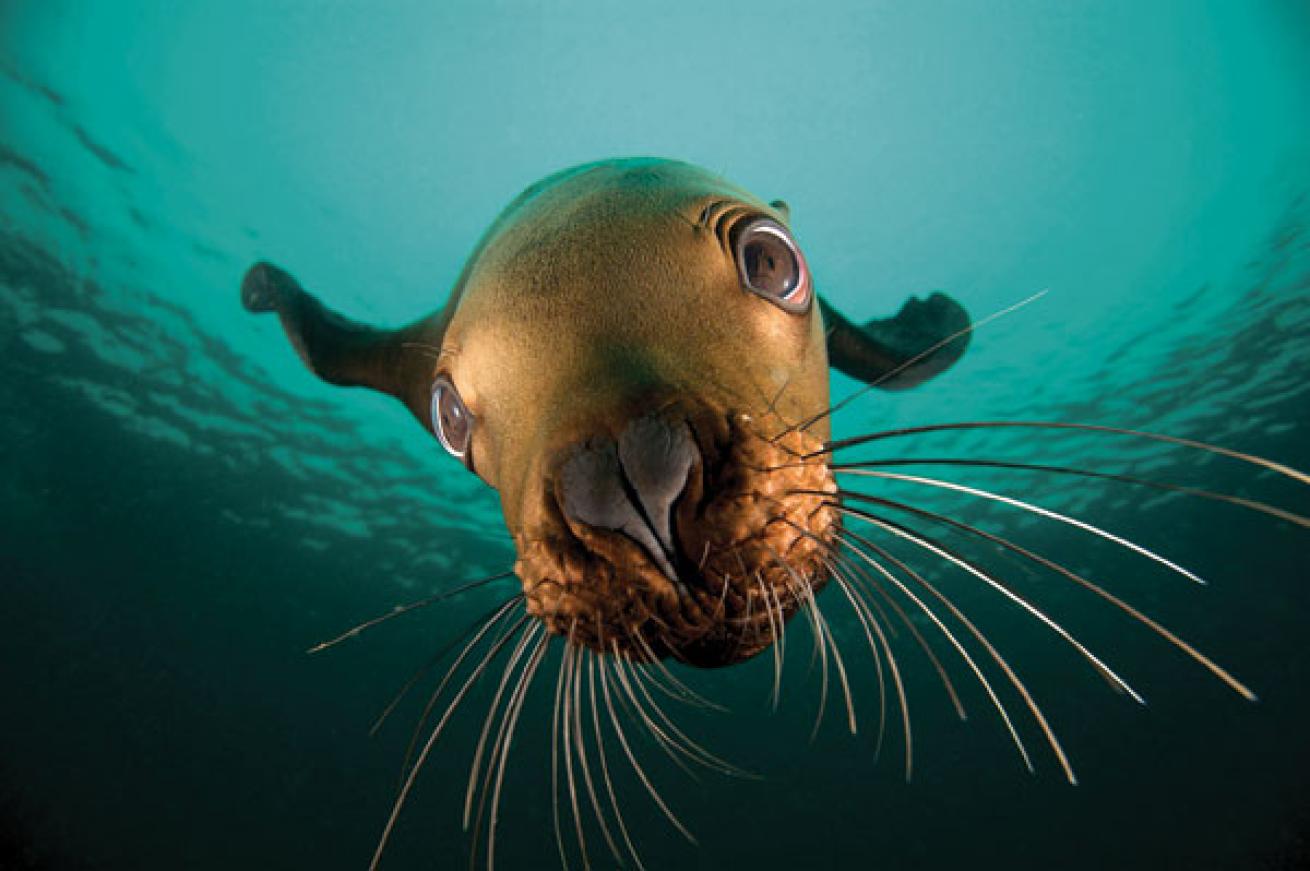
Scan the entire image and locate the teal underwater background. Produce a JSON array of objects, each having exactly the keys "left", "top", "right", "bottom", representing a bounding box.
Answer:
[{"left": 2, "top": 2, "right": 1310, "bottom": 868}]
